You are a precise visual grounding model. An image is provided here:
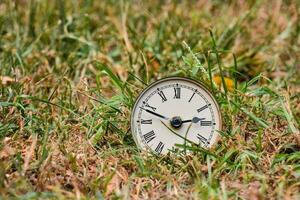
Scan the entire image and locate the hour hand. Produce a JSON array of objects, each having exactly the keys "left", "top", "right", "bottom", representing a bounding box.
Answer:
[
  {"left": 182, "top": 117, "right": 205, "bottom": 124},
  {"left": 140, "top": 107, "right": 169, "bottom": 120}
]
